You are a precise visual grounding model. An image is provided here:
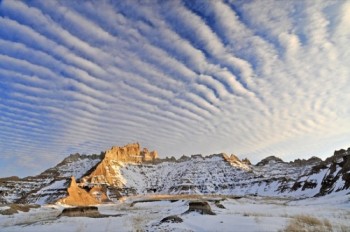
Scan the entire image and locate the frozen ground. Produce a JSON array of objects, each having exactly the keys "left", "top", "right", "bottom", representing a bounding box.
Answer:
[{"left": 1, "top": 194, "right": 349, "bottom": 232}]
